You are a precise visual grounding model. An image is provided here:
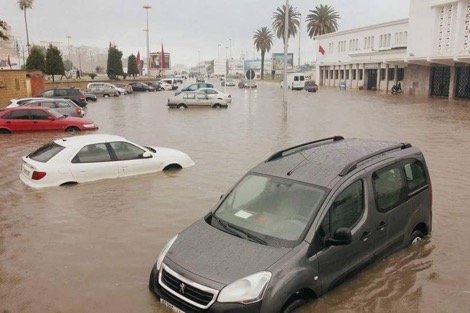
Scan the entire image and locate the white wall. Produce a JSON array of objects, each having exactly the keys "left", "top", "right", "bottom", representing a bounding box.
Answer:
[{"left": 407, "top": 0, "right": 435, "bottom": 59}]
